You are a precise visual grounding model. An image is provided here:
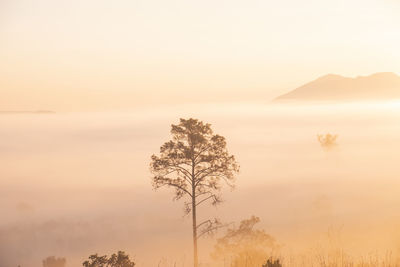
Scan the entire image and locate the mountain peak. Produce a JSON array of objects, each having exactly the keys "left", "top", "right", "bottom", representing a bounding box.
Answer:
[
  {"left": 364, "top": 72, "right": 399, "bottom": 79},
  {"left": 315, "top": 74, "right": 344, "bottom": 82}
]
